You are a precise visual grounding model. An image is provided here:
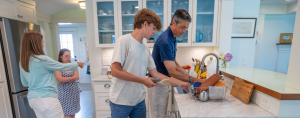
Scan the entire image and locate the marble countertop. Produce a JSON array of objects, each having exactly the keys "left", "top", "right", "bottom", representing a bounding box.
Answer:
[
  {"left": 174, "top": 88, "right": 276, "bottom": 118},
  {"left": 91, "top": 75, "right": 111, "bottom": 82},
  {"left": 220, "top": 66, "right": 300, "bottom": 94}
]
